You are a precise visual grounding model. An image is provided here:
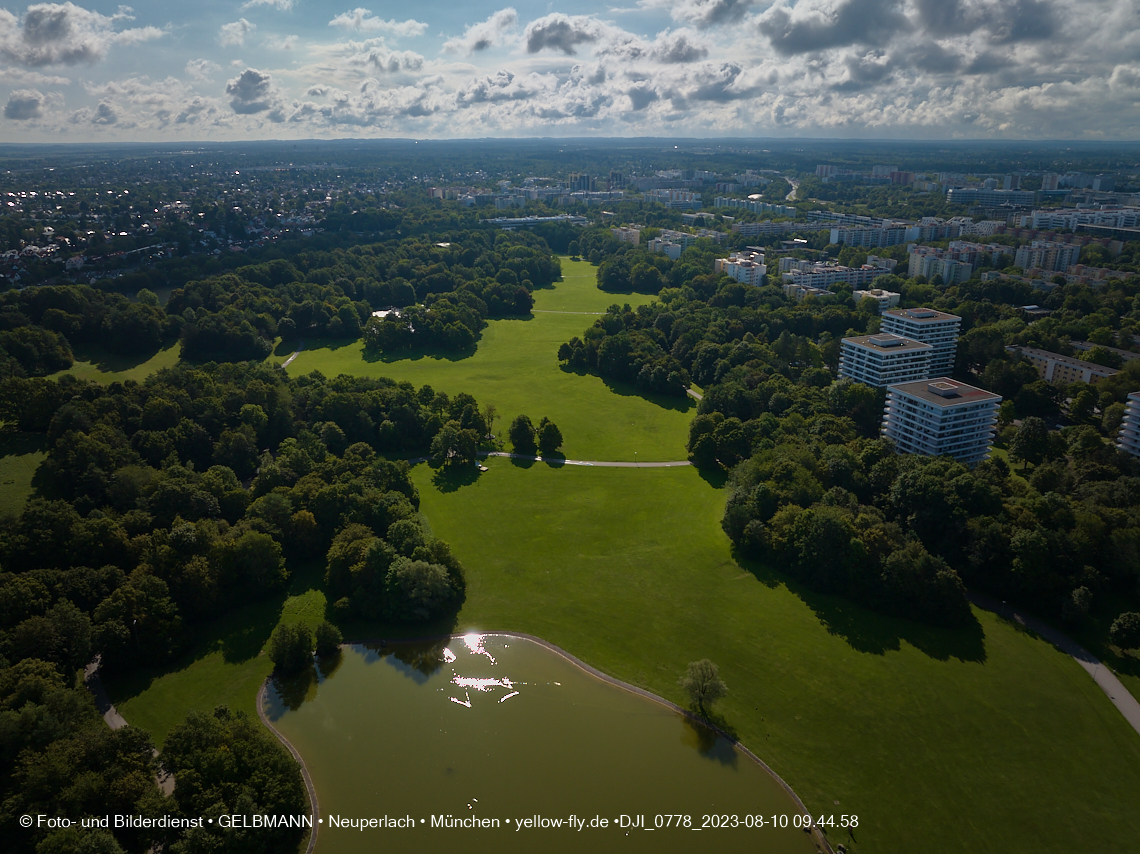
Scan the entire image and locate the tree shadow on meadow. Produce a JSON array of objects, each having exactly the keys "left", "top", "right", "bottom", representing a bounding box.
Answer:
[
  {"left": 556, "top": 364, "right": 697, "bottom": 415},
  {"left": 734, "top": 549, "right": 988, "bottom": 664},
  {"left": 70, "top": 340, "right": 171, "bottom": 374},
  {"left": 540, "top": 451, "right": 566, "bottom": 467},
  {"left": 362, "top": 343, "right": 478, "bottom": 365},
  {"left": 694, "top": 464, "right": 728, "bottom": 489},
  {"left": 429, "top": 459, "right": 482, "bottom": 493},
  {"left": 0, "top": 430, "right": 47, "bottom": 460}
]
